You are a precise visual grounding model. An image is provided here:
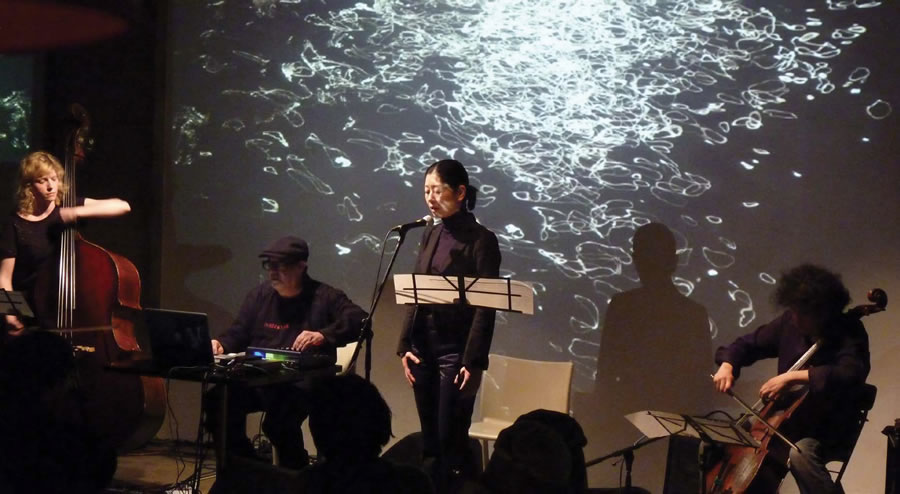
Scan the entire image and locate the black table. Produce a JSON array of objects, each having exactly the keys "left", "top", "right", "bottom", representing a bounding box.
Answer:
[{"left": 108, "top": 358, "right": 339, "bottom": 474}]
